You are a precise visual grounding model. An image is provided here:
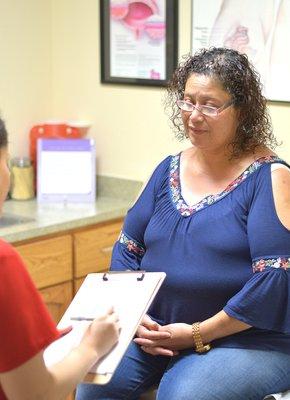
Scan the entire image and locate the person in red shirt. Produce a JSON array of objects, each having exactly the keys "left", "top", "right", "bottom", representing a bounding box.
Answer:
[{"left": 0, "top": 117, "right": 120, "bottom": 400}]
